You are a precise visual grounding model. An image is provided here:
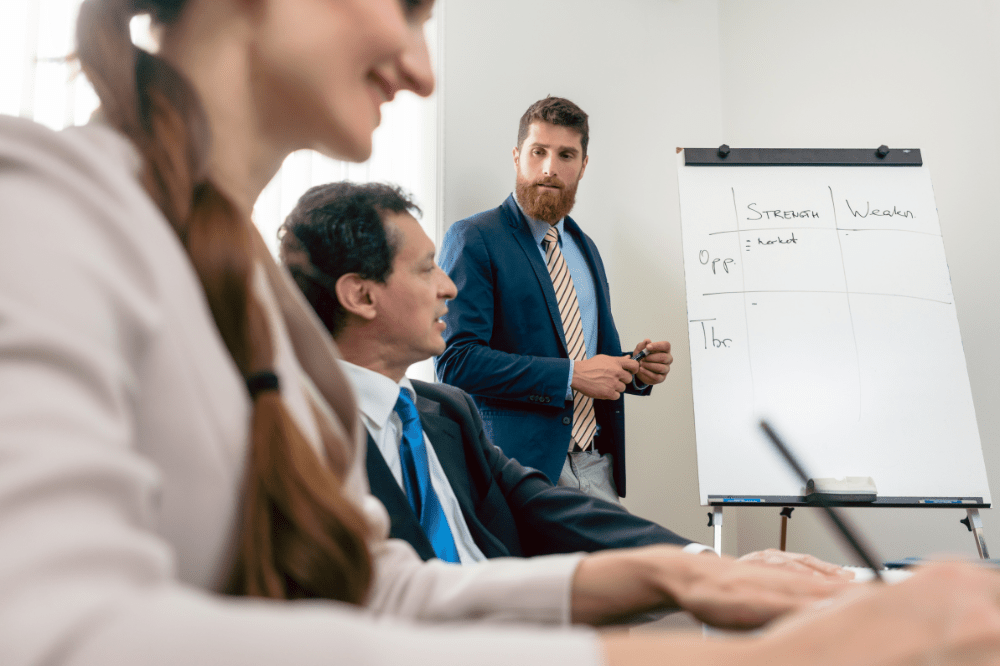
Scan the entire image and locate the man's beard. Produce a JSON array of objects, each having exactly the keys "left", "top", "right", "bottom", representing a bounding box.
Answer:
[{"left": 515, "top": 174, "right": 579, "bottom": 224}]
